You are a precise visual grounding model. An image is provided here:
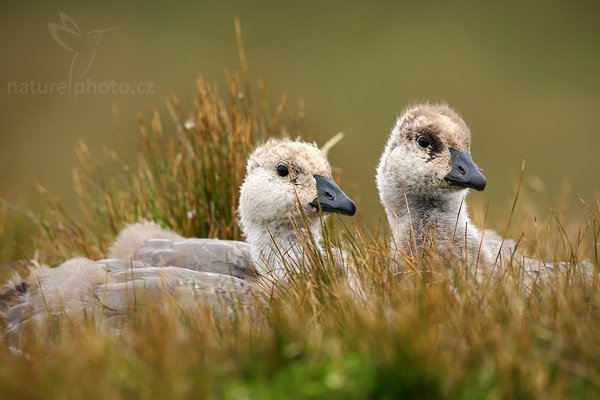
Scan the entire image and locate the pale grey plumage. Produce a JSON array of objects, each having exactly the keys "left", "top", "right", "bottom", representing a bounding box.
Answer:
[
  {"left": 133, "top": 239, "right": 256, "bottom": 279},
  {"left": 5, "top": 258, "right": 252, "bottom": 335}
]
